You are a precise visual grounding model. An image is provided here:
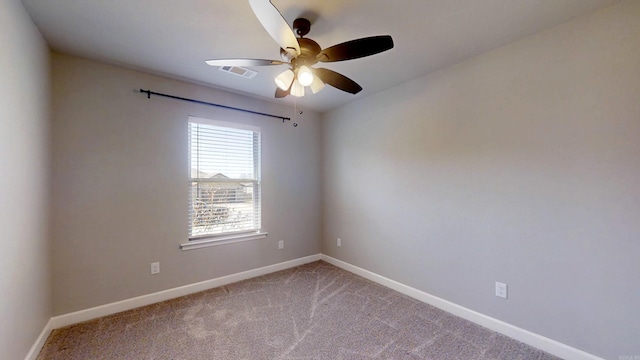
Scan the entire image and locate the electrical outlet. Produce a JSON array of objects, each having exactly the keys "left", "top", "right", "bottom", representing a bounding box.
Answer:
[
  {"left": 278, "top": 240, "right": 284, "bottom": 249},
  {"left": 495, "top": 282, "right": 507, "bottom": 299},
  {"left": 151, "top": 262, "right": 160, "bottom": 275},
  {"left": 337, "top": 238, "right": 342, "bottom": 247}
]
